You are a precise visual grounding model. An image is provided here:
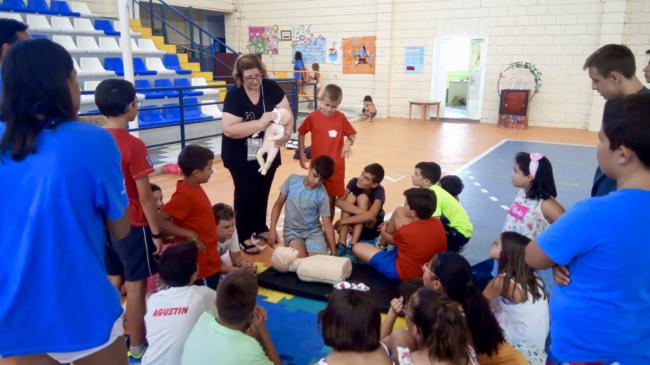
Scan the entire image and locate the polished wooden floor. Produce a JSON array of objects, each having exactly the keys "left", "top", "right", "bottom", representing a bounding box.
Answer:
[{"left": 151, "top": 118, "right": 597, "bottom": 217}]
